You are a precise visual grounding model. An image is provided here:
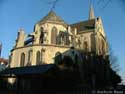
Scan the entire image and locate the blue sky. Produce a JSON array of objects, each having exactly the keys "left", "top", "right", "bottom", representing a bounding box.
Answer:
[{"left": 0, "top": 0, "right": 125, "bottom": 83}]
